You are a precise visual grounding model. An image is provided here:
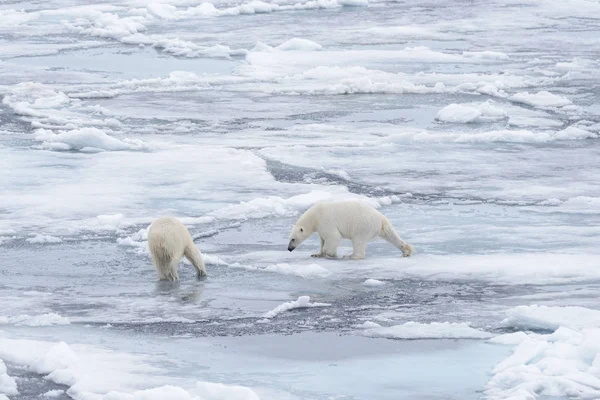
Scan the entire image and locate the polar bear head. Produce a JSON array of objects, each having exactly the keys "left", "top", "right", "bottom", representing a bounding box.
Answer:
[{"left": 288, "top": 225, "right": 310, "bottom": 252}]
